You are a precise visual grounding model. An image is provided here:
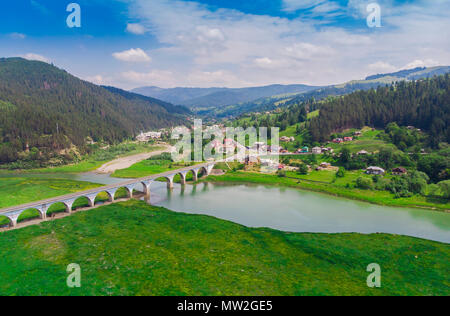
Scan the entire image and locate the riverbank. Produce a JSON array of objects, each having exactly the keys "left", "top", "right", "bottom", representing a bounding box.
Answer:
[
  {"left": 204, "top": 171, "right": 450, "bottom": 212},
  {"left": 96, "top": 145, "right": 173, "bottom": 174},
  {"left": 0, "top": 200, "right": 448, "bottom": 296},
  {"left": 0, "top": 144, "right": 167, "bottom": 175}
]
